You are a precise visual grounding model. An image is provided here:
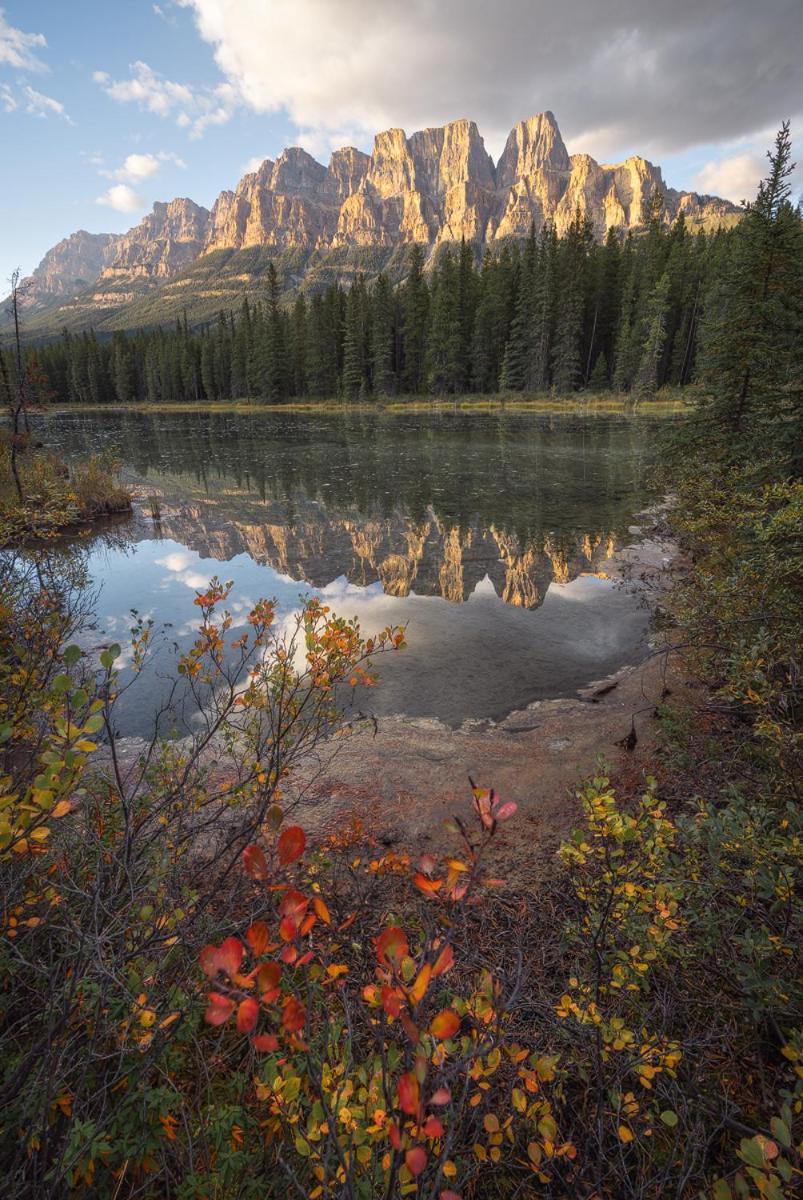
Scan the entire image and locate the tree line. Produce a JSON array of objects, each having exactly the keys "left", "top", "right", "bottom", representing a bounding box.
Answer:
[{"left": 17, "top": 195, "right": 748, "bottom": 406}]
